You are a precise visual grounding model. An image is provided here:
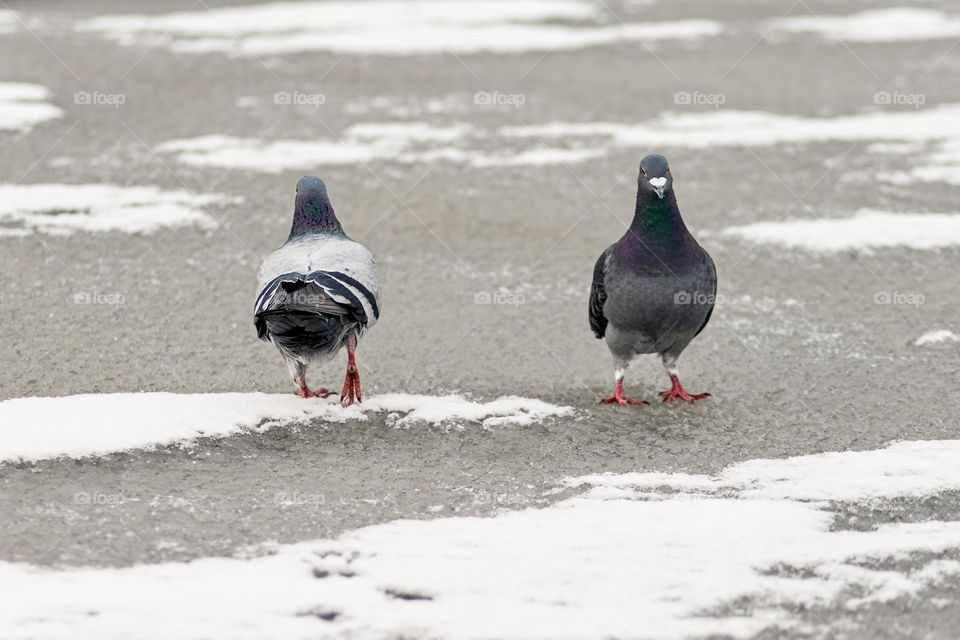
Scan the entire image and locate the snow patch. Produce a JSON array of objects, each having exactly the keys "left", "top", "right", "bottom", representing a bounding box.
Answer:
[
  {"left": 0, "top": 184, "right": 227, "bottom": 237},
  {"left": 775, "top": 8, "right": 960, "bottom": 43},
  {"left": 0, "top": 392, "right": 573, "bottom": 462},
  {"left": 0, "top": 10, "right": 18, "bottom": 33},
  {"left": 723, "top": 210, "right": 960, "bottom": 252},
  {"left": 914, "top": 330, "right": 960, "bottom": 347},
  {"left": 468, "top": 146, "right": 608, "bottom": 167},
  {"left": 0, "top": 82, "right": 63, "bottom": 132},
  {"left": 881, "top": 139, "right": 960, "bottom": 187},
  {"left": 501, "top": 103, "right": 960, "bottom": 149},
  {"left": 161, "top": 105, "right": 960, "bottom": 171},
  {"left": 4, "top": 440, "right": 960, "bottom": 639},
  {"left": 77, "top": 1, "right": 721, "bottom": 56},
  {"left": 571, "top": 439, "right": 960, "bottom": 502},
  {"left": 157, "top": 125, "right": 605, "bottom": 171}
]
